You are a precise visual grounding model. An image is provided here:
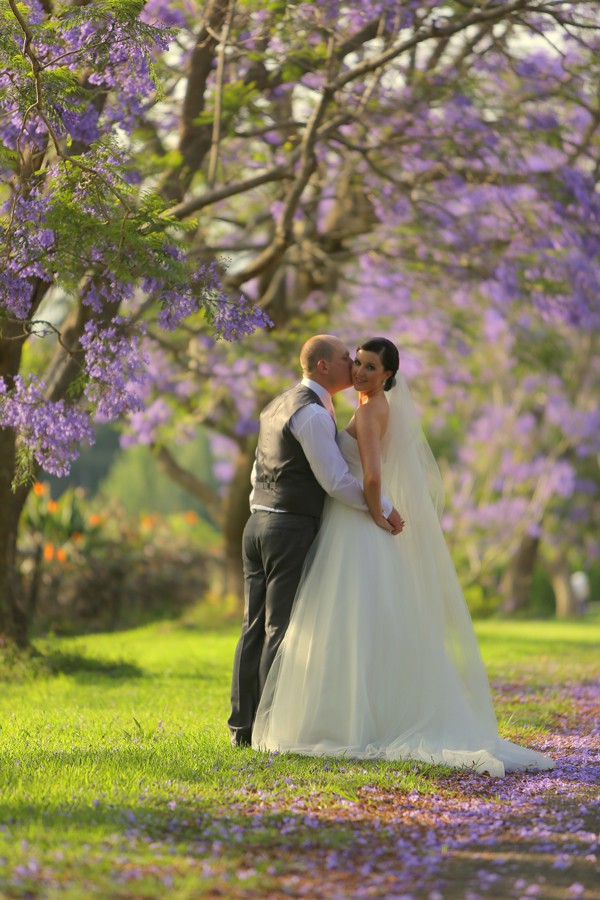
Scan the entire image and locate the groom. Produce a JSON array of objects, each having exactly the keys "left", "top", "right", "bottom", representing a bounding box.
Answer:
[{"left": 228, "top": 334, "right": 404, "bottom": 747}]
